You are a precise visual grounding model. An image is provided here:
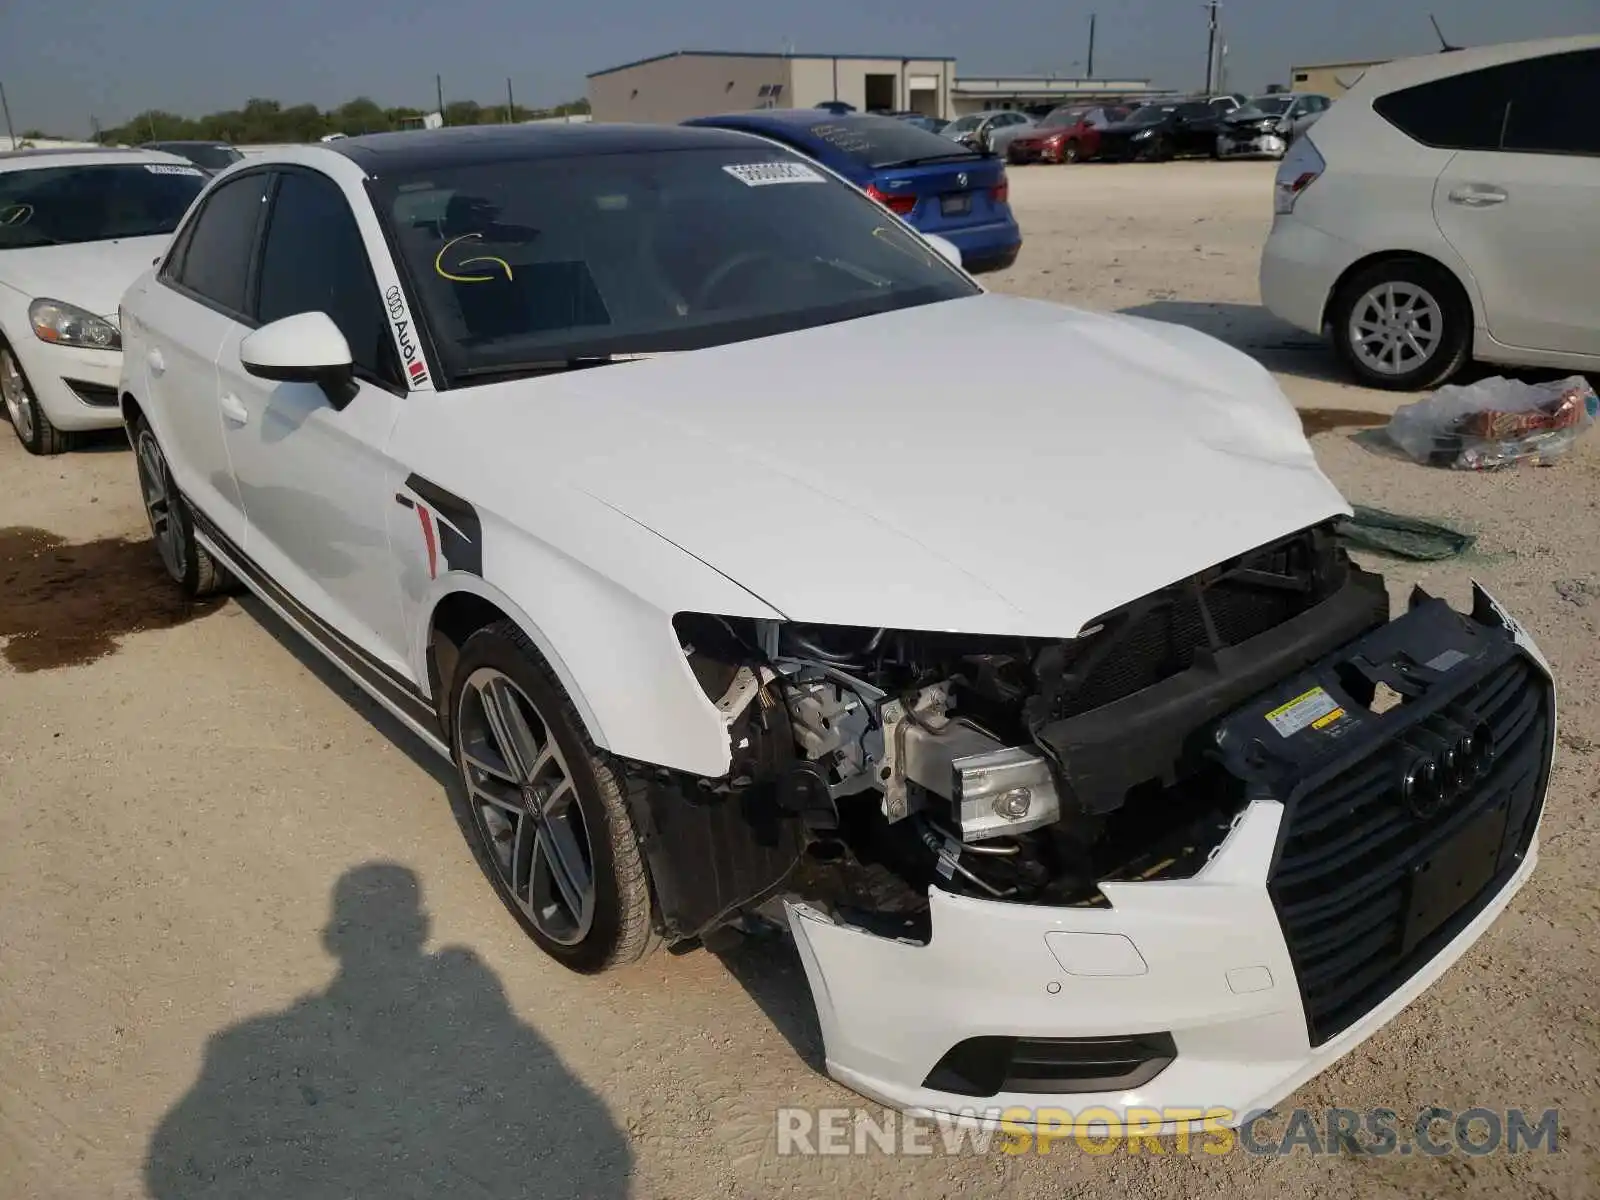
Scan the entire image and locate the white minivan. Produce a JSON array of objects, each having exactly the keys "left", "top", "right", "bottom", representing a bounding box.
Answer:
[{"left": 1261, "top": 35, "right": 1600, "bottom": 390}]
